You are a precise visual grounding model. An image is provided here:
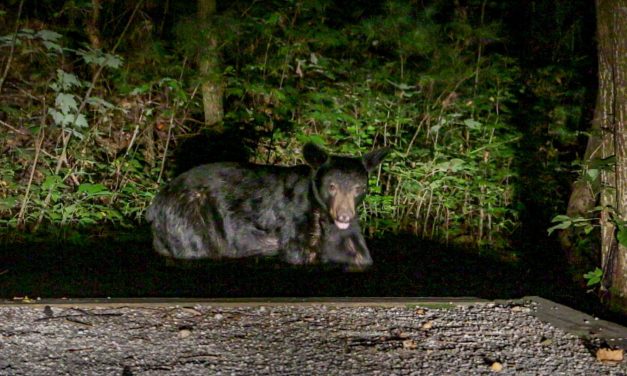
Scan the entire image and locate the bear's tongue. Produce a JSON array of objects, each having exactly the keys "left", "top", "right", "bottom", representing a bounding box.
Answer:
[{"left": 334, "top": 221, "right": 350, "bottom": 230}]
